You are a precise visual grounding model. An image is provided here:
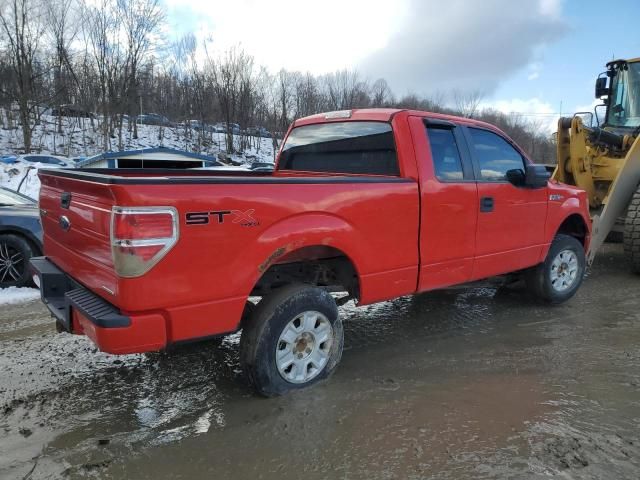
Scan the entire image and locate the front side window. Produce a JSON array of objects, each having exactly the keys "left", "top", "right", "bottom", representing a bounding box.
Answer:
[
  {"left": 279, "top": 121, "right": 399, "bottom": 175},
  {"left": 426, "top": 127, "right": 464, "bottom": 181},
  {"left": 468, "top": 128, "right": 525, "bottom": 181}
]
